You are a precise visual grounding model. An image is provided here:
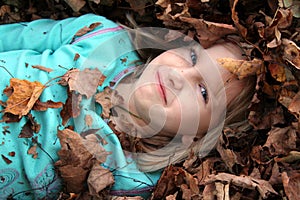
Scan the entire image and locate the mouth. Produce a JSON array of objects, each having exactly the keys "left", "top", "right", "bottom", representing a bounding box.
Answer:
[{"left": 156, "top": 72, "right": 167, "bottom": 105}]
